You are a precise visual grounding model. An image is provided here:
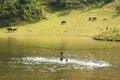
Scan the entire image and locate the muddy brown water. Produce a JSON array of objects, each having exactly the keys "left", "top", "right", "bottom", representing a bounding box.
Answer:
[{"left": 0, "top": 36, "right": 120, "bottom": 80}]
